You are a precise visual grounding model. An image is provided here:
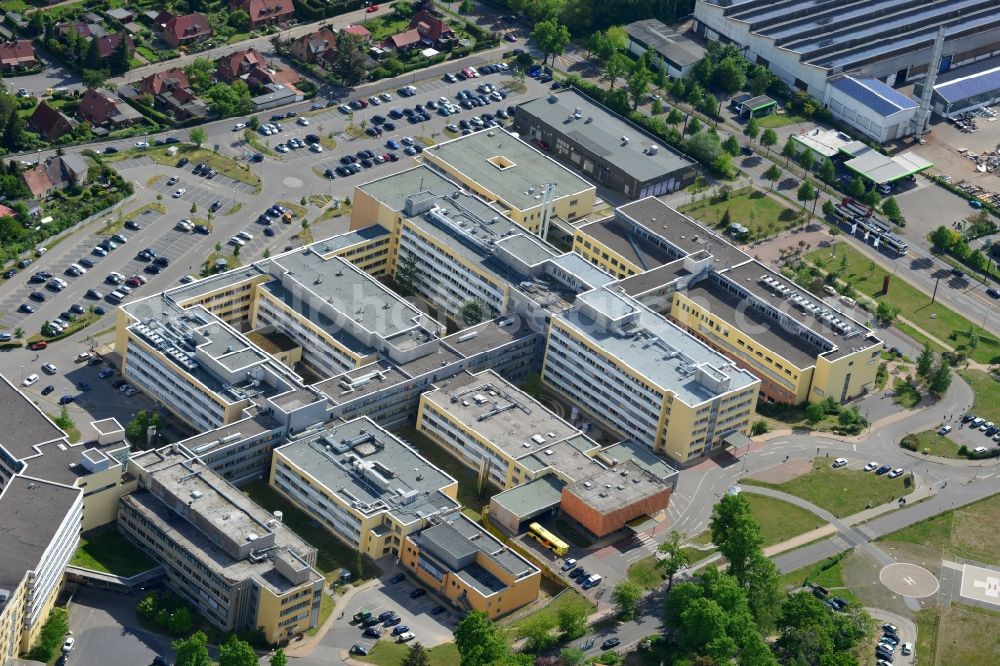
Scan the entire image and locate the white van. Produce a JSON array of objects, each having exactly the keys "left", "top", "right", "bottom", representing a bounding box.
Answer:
[{"left": 175, "top": 220, "right": 194, "bottom": 232}]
